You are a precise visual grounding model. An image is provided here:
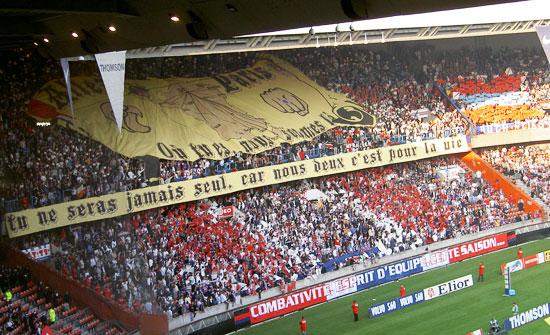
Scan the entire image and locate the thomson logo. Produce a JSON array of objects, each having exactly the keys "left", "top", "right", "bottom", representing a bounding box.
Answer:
[
  {"left": 507, "top": 303, "right": 550, "bottom": 329},
  {"left": 99, "top": 63, "right": 125, "bottom": 72}
]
